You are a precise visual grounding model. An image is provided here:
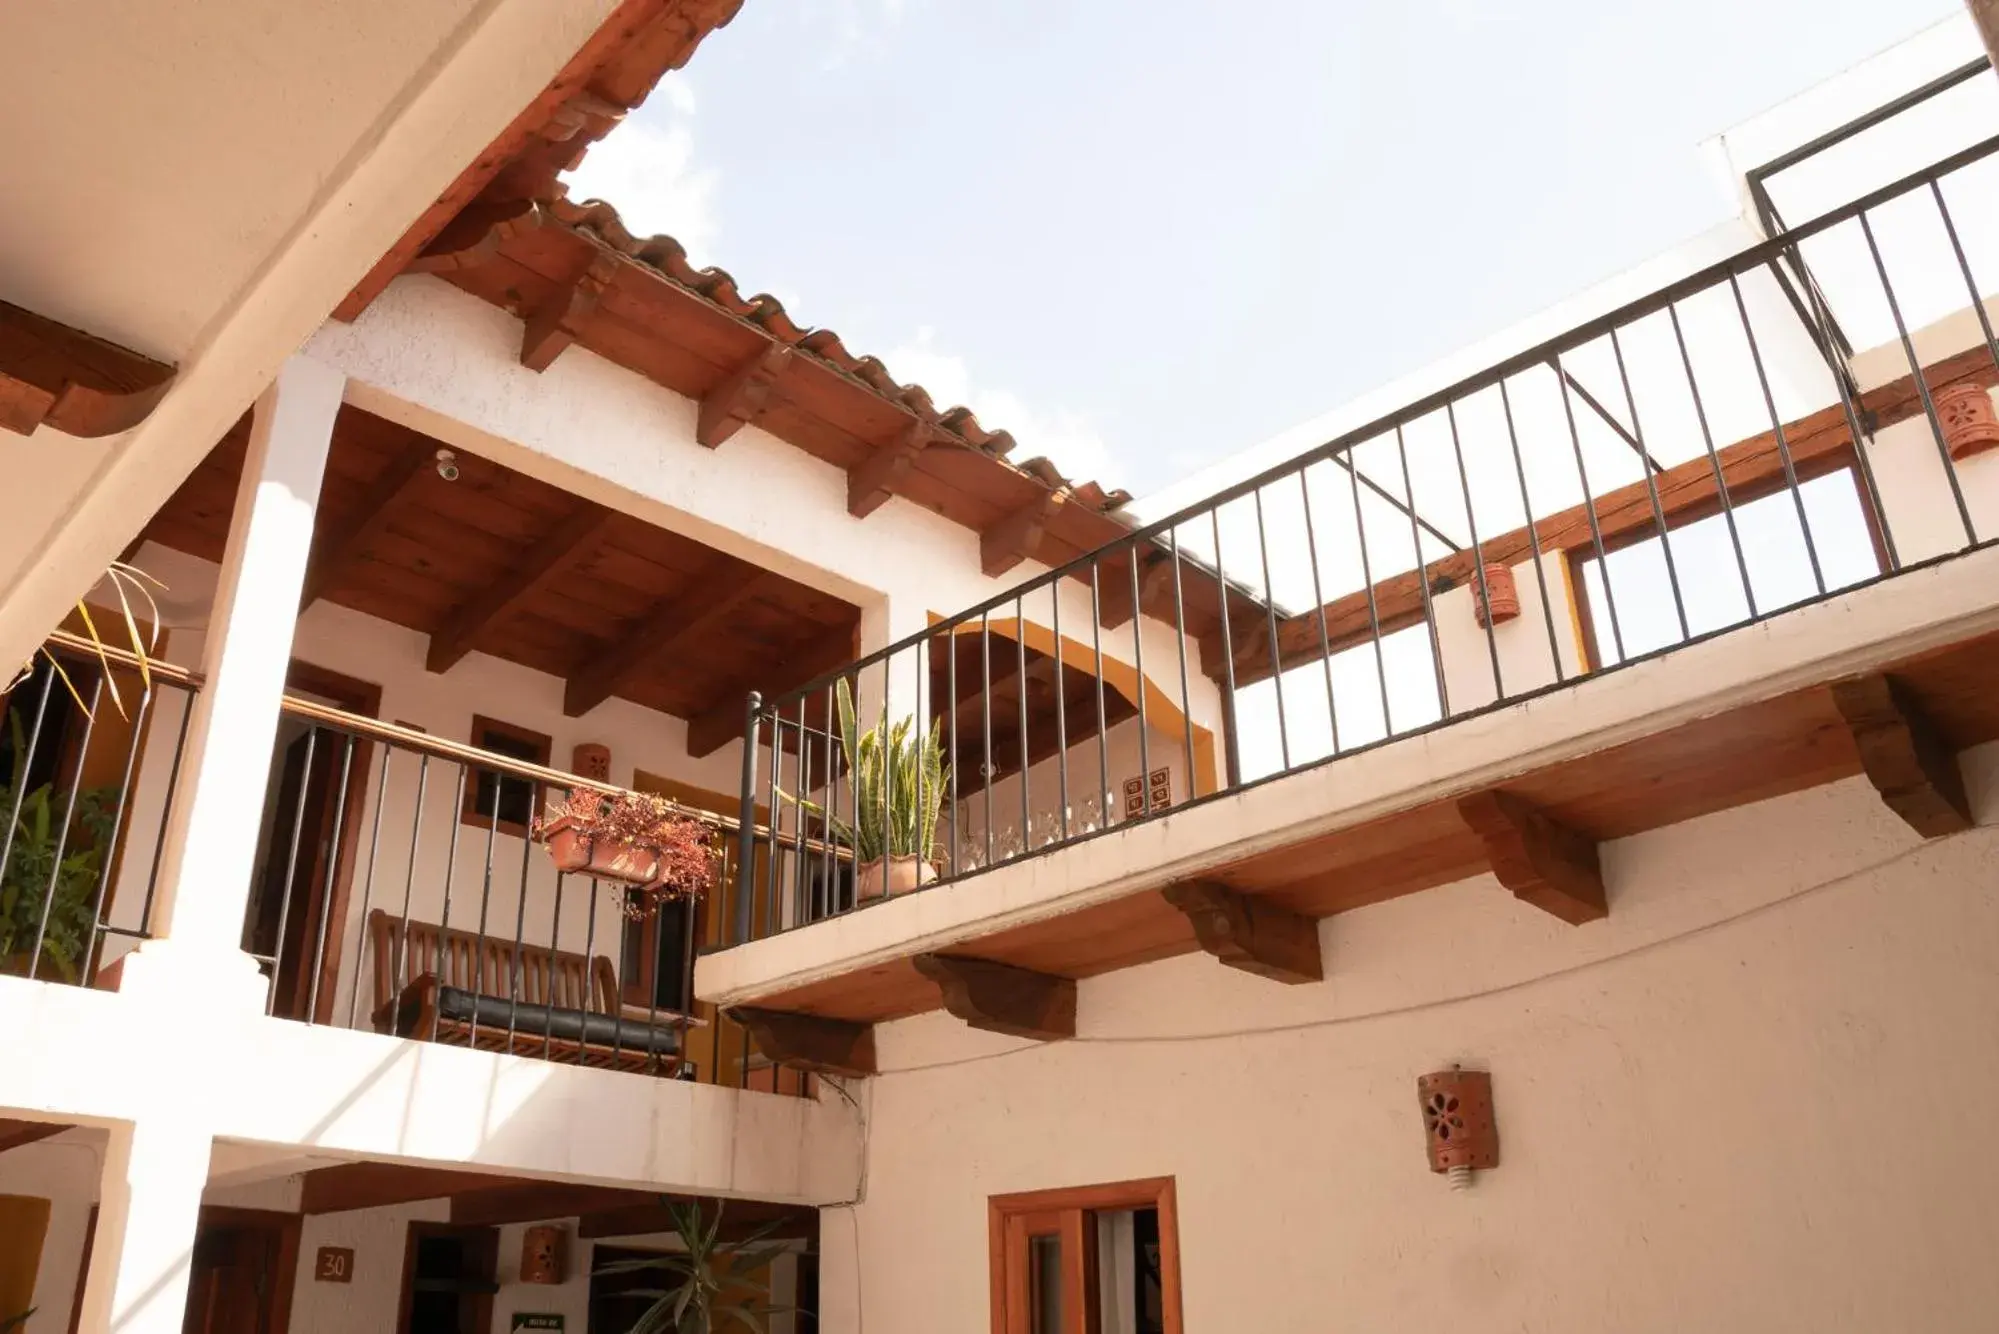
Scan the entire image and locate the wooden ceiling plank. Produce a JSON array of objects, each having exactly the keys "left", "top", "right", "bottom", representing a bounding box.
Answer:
[
  {"left": 980, "top": 492, "right": 1063, "bottom": 578},
  {"left": 912, "top": 953, "right": 1076, "bottom": 1041},
  {"left": 0, "top": 298, "right": 177, "bottom": 438},
  {"left": 1456, "top": 789, "right": 1606, "bottom": 925},
  {"left": 450, "top": 1182, "right": 659, "bottom": 1228},
  {"left": 300, "top": 445, "right": 435, "bottom": 608},
  {"left": 428, "top": 503, "right": 617, "bottom": 674},
  {"left": 696, "top": 343, "right": 796, "bottom": 449},
  {"left": 1829, "top": 673, "right": 1973, "bottom": 837},
  {"left": 727, "top": 1006, "right": 876, "bottom": 1077},
  {"left": 847, "top": 419, "right": 939, "bottom": 518},
  {"left": 521, "top": 251, "right": 623, "bottom": 372},
  {"left": 684, "top": 622, "right": 861, "bottom": 757},
  {"left": 564, "top": 564, "right": 772, "bottom": 717},
  {"left": 299, "top": 1162, "right": 520, "bottom": 1215},
  {"left": 1160, "top": 880, "right": 1323, "bottom": 984}
]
